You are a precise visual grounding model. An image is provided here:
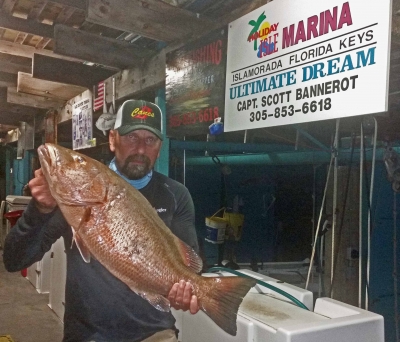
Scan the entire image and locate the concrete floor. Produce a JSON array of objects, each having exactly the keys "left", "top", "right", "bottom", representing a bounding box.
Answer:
[{"left": 0, "top": 253, "right": 64, "bottom": 342}]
